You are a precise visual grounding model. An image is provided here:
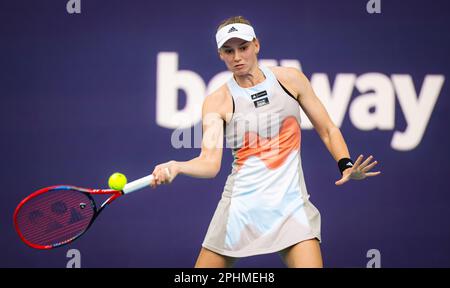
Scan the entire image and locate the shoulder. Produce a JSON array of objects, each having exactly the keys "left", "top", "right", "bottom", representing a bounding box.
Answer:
[
  {"left": 202, "top": 84, "right": 233, "bottom": 121},
  {"left": 268, "top": 66, "right": 309, "bottom": 99},
  {"left": 203, "top": 84, "right": 230, "bottom": 110},
  {"left": 269, "top": 66, "right": 308, "bottom": 85}
]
